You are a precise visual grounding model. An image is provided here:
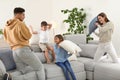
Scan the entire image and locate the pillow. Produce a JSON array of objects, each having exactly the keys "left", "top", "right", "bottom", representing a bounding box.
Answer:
[
  {"left": 79, "top": 44, "right": 98, "bottom": 58},
  {"left": 29, "top": 34, "right": 39, "bottom": 45},
  {"left": 0, "top": 48, "right": 16, "bottom": 71},
  {"left": 59, "top": 40, "right": 82, "bottom": 57},
  {"left": 68, "top": 54, "right": 77, "bottom": 61},
  {"left": 0, "top": 59, "right": 6, "bottom": 80}
]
